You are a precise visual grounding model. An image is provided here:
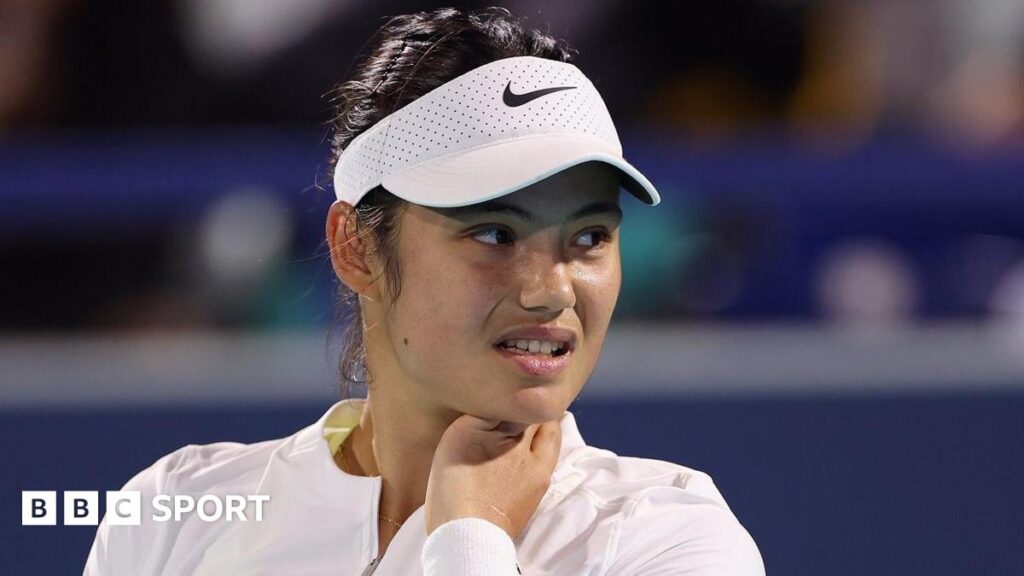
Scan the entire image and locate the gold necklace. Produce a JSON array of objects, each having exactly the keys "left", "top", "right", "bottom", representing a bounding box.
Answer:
[{"left": 337, "top": 439, "right": 404, "bottom": 530}]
